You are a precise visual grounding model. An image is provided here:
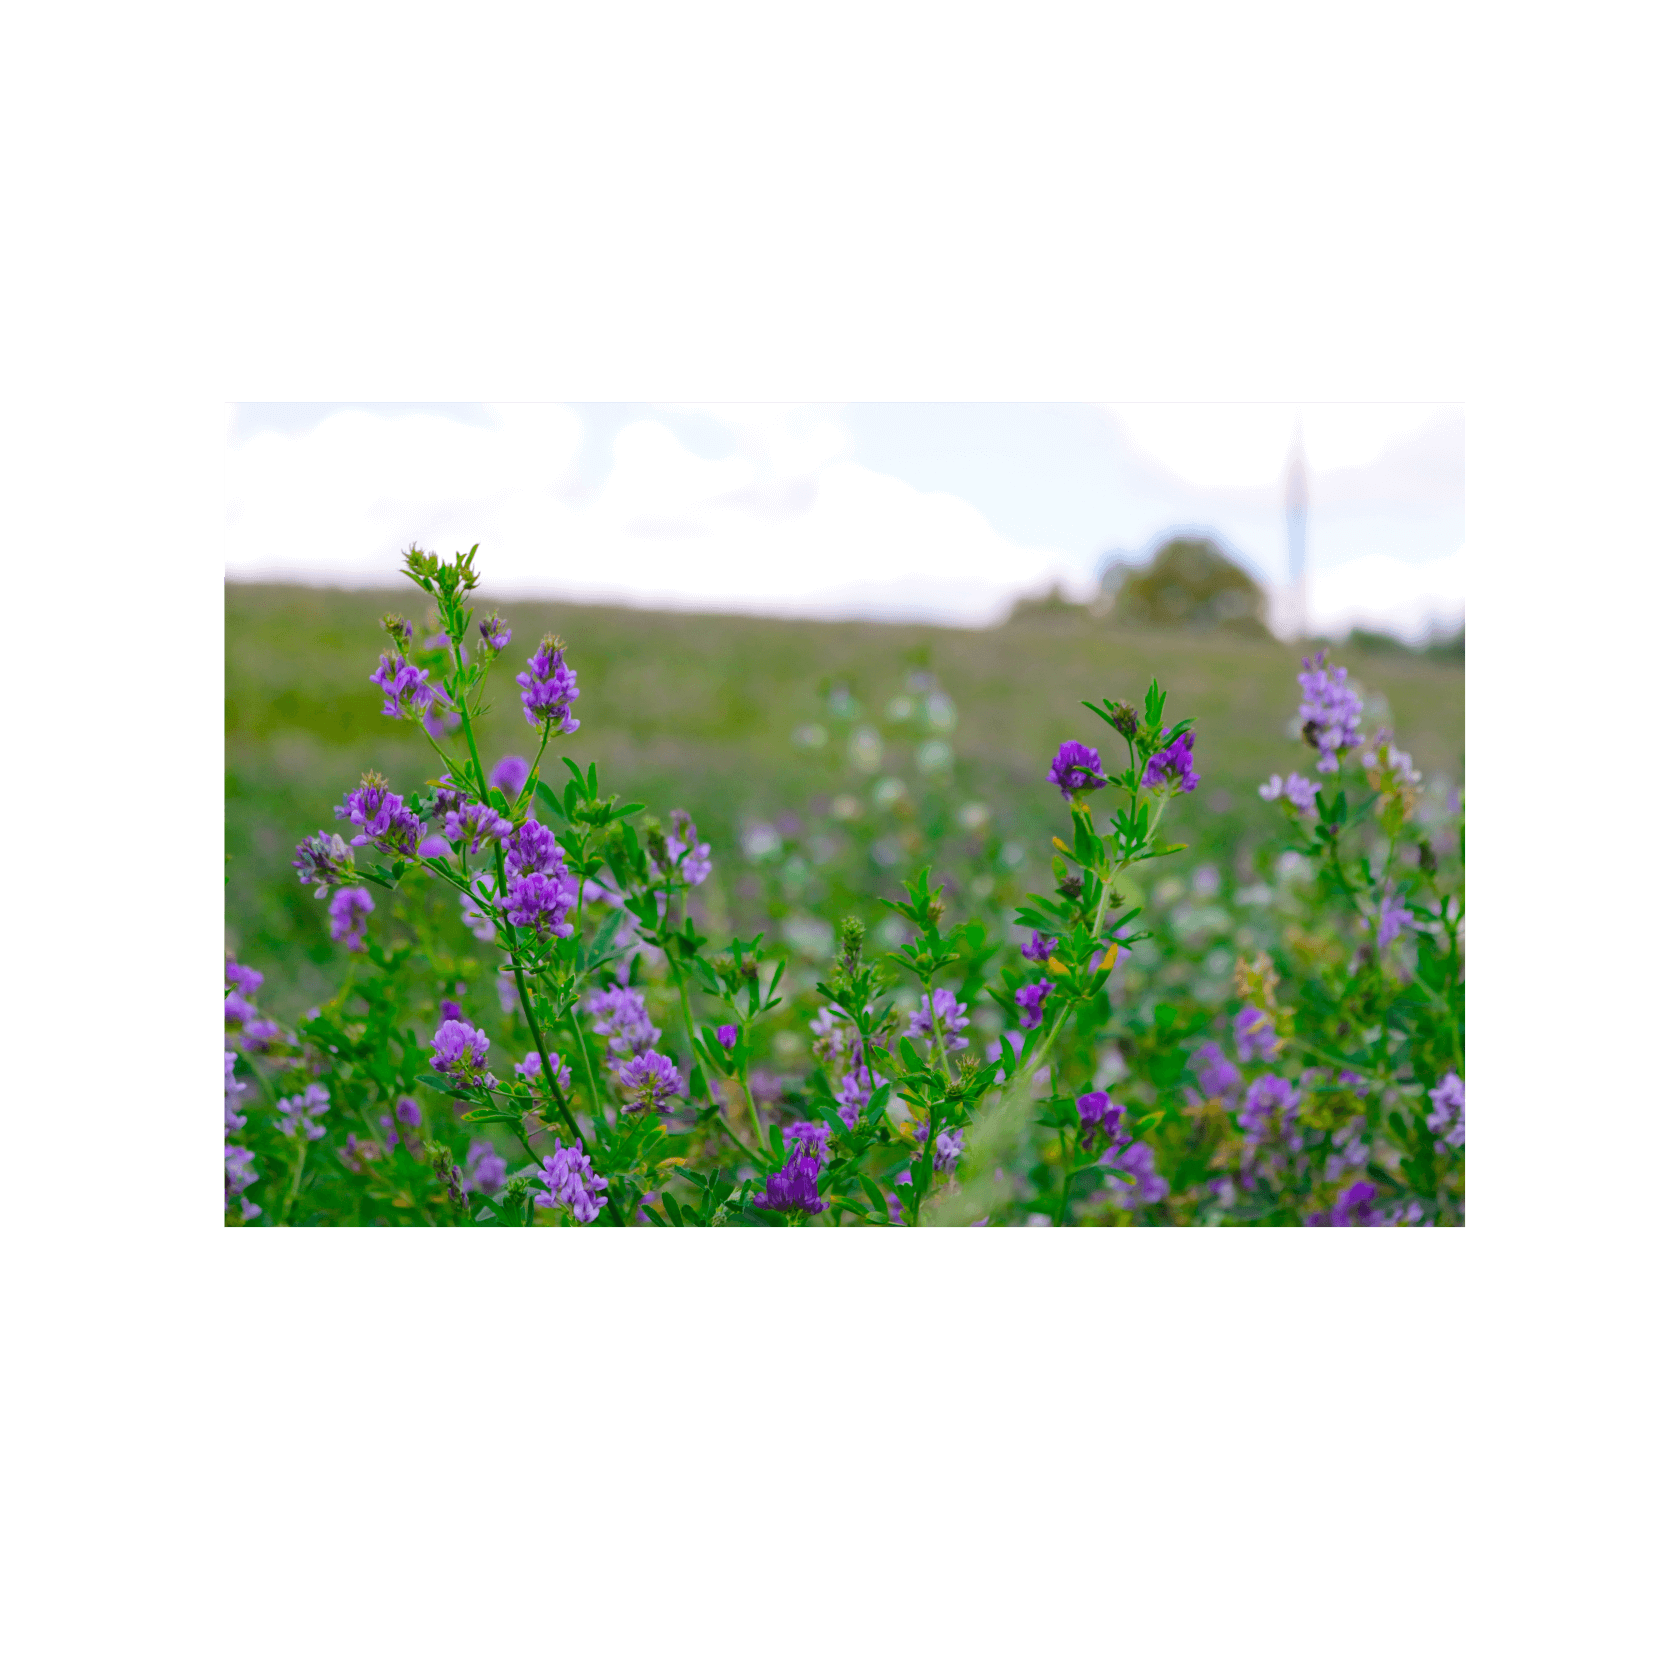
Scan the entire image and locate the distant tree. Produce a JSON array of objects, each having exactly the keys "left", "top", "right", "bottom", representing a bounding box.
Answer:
[{"left": 1099, "top": 536, "right": 1271, "bottom": 638}]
